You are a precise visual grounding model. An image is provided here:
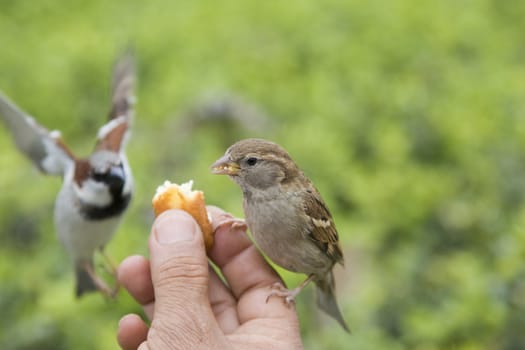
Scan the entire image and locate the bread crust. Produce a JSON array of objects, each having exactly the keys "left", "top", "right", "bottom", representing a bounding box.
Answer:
[{"left": 152, "top": 181, "right": 214, "bottom": 251}]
